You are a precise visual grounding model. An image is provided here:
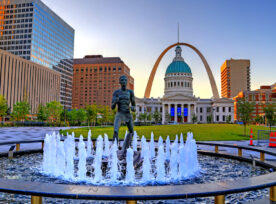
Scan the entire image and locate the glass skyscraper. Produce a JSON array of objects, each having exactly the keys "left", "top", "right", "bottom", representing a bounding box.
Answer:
[{"left": 0, "top": 0, "right": 74, "bottom": 109}]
